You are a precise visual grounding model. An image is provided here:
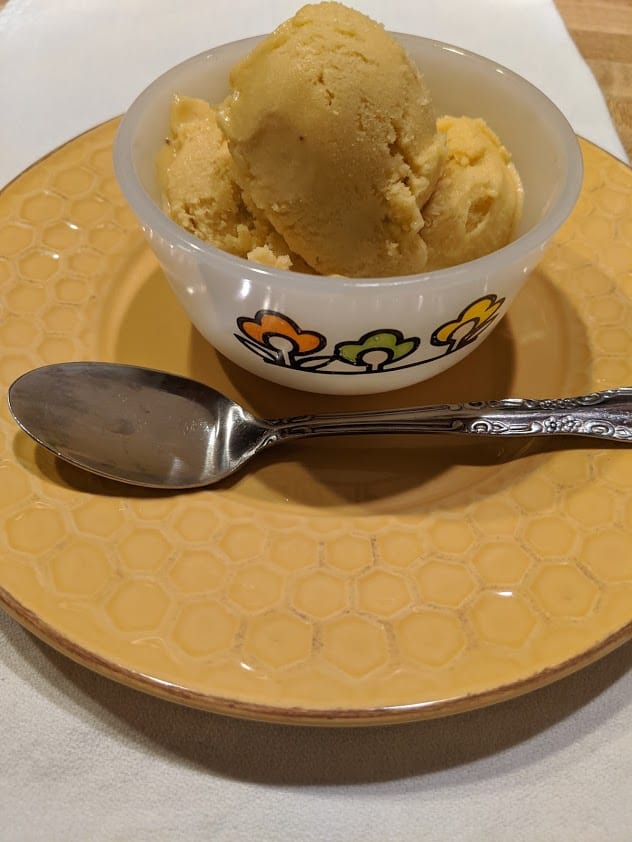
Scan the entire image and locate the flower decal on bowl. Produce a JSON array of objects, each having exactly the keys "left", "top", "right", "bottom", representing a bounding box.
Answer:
[
  {"left": 430, "top": 294, "right": 505, "bottom": 352},
  {"left": 236, "top": 311, "right": 326, "bottom": 367},
  {"left": 334, "top": 330, "right": 420, "bottom": 371},
  {"left": 234, "top": 294, "right": 505, "bottom": 377}
]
